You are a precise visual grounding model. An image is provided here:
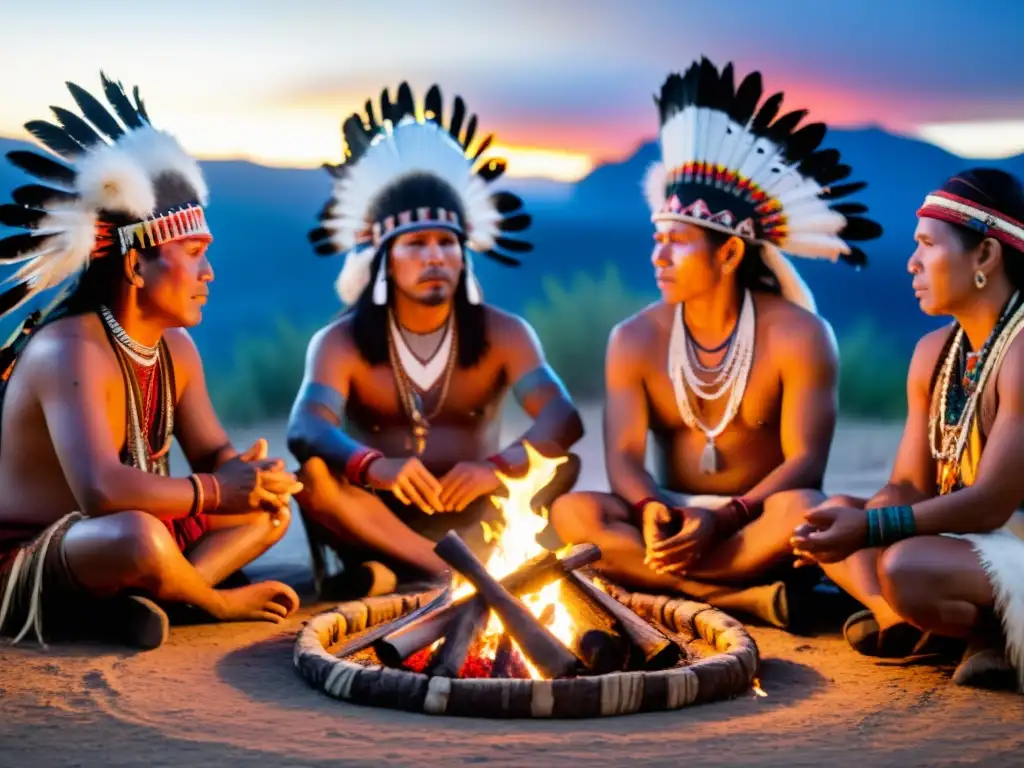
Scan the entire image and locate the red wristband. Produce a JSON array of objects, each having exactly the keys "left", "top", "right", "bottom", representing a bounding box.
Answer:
[
  {"left": 346, "top": 448, "right": 383, "bottom": 486},
  {"left": 486, "top": 453, "right": 514, "bottom": 475},
  {"left": 194, "top": 473, "right": 220, "bottom": 514}
]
